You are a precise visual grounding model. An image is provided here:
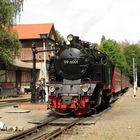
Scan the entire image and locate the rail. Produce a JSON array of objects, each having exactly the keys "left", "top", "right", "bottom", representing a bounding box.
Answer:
[
  {"left": 2, "top": 117, "right": 59, "bottom": 140},
  {"left": 34, "top": 118, "right": 81, "bottom": 140}
]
